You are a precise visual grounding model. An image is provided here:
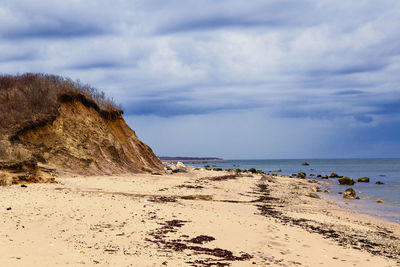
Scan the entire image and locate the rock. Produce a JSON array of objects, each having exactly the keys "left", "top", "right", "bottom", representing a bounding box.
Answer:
[
  {"left": 6, "top": 207, "right": 11, "bottom": 210},
  {"left": 176, "top": 162, "right": 186, "bottom": 169},
  {"left": 297, "top": 172, "right": 306, "bottom": 179},
  {"left": 166, "top": 164, "right": 178, "bottom": 172},
  {"left": 343, "top": 188, "right": 356, "bottom": 199},
  {"left": 317, "top": 174, "right": 322, "bottom": 178},
  {"left": 356, "top": 177, "right": 370, "bottom": 182},
  {"left": 375, "top": 181, "right": 384, "bottom": 184},
  {"left": 338, "top": 176, "right": 355, "bottom": 185},
  {"left": 271, "top": 172, "right": 277, "bottom": 176},
  {"left": 302, "top": 162, "right": 310, "bottom": 166},
  {"left": 376, "top": 199, "right": 383, "bottom": 203},
  {"left": 187, "top": 166, "right": 195, "bottom": 171},
  {"left": 355, "top": 196, "right": 360, "bottom": 199},
  {"left": 307, "top": 193, "right": 320, "bottom": 199},
  {"left": 322, "top": 175, "right": 328, "bottom": 179},
  {"left": 311, "top": 186, "right": 319, "bottom": 192},
  {"left": 309, "top": 174, "right": 315, "bottom": 177},
  {"left": 20, "top": 184, "right": 28, "bottom": 188},
  {"left": 324, "top": 189, "right": 330, "bottom": 193},
  {"left": 329, "top": 172, "right": 339, "bottom": 178},
  {"left": 165, "top": 170, "right": 173, "bottom": 175},
  {"left": 248, "top": 168, "right": 257, "bottom": 173}
]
